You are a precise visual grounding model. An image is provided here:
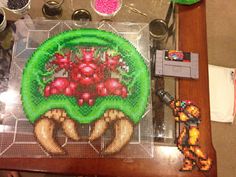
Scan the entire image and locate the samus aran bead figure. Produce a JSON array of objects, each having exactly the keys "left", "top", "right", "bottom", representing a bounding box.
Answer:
[{"left": 158, "top": 90, "right": 212, "bottom": 171}]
